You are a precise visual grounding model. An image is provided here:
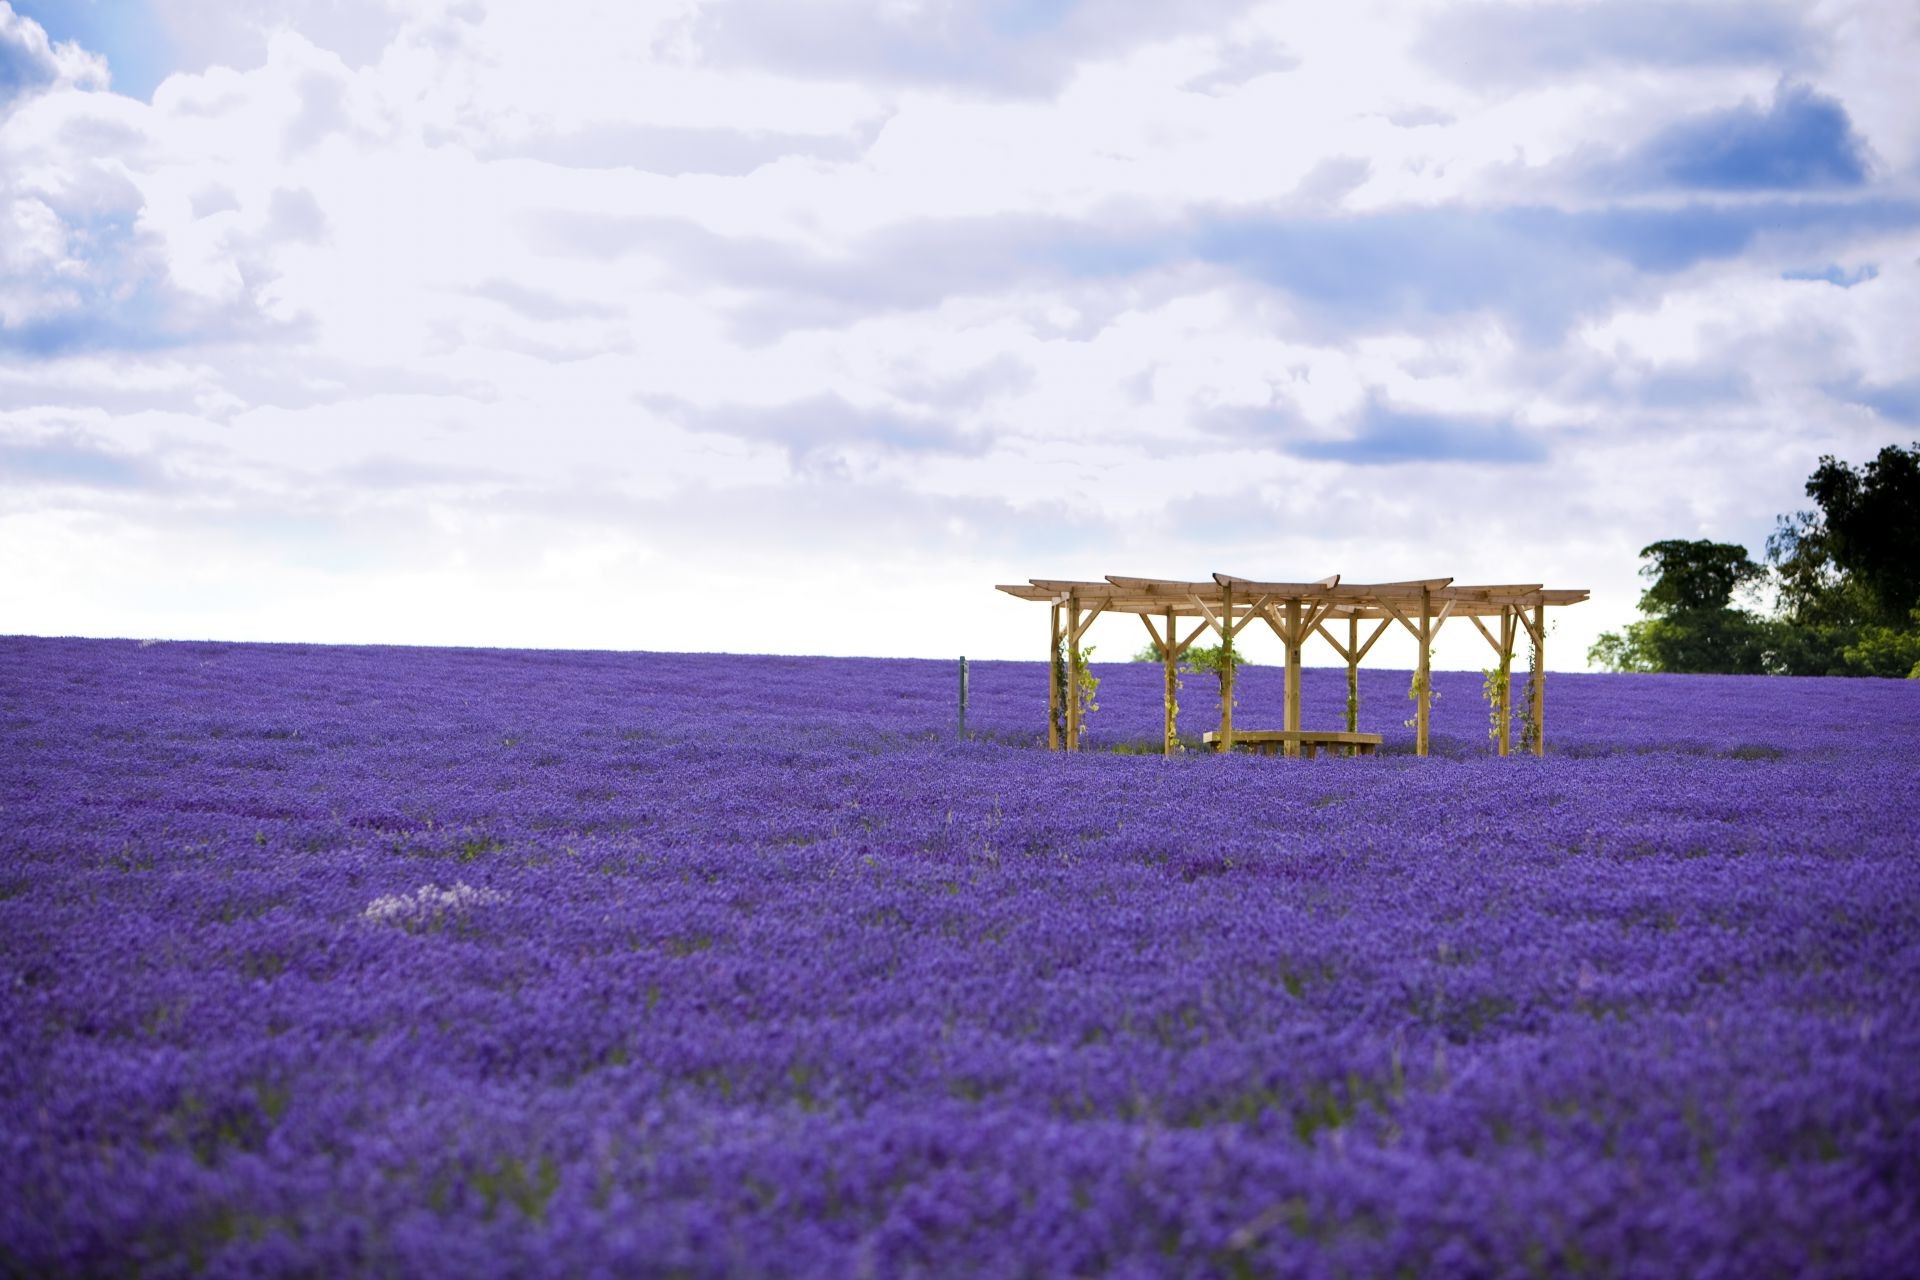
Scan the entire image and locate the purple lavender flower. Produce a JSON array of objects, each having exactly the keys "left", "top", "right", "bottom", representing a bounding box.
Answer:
[{"left": 2, "top": 637, "right": 1916, "bottom": 1277}]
